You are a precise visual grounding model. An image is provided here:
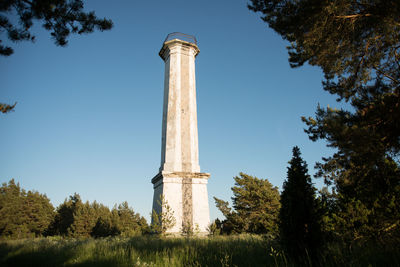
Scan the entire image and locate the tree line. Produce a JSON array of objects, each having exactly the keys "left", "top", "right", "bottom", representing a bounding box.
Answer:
[
  {"left": 213, "top": 145, "right": 398, "bottom": 263},
  {"left": 0, "top": 179, "right": 148, "bottom": 239},
  {"left": 243, "top": 0, "right": 400, "bottom": 261},
  {"left": 212, "top": 147, "right": 323, "bottom": 262}
]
